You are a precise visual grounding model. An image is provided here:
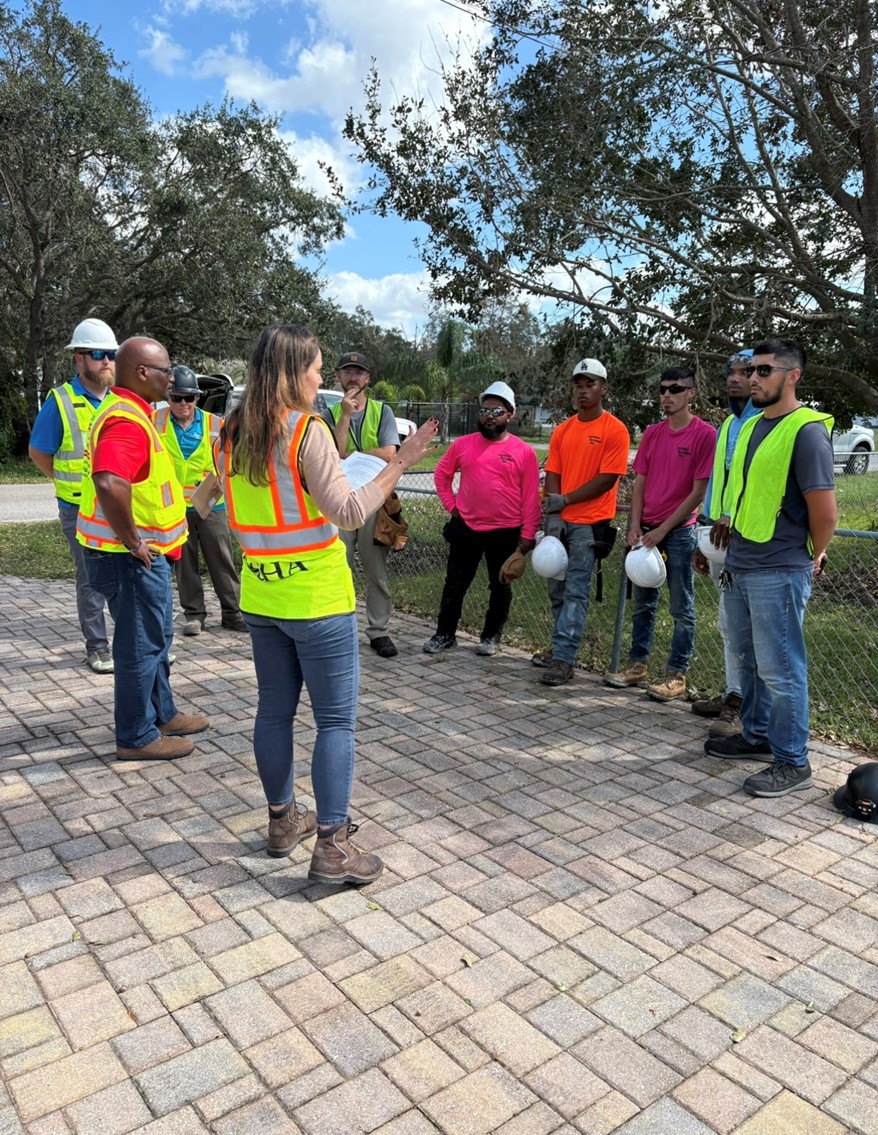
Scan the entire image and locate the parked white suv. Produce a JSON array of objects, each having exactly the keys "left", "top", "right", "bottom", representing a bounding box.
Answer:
[{"left": 833, "top": 417, "right": 876, "bottom": 476}]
